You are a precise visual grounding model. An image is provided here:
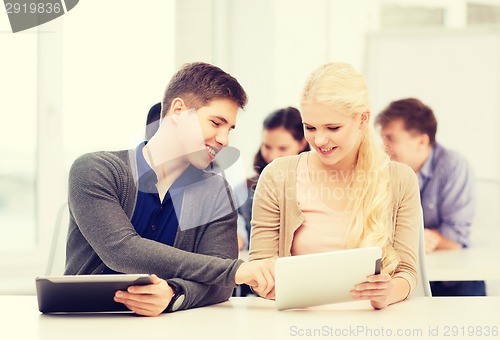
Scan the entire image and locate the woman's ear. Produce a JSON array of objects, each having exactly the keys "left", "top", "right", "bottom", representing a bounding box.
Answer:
[{"left": 360, "top": 111, "right": 371, "bottom": 128}]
